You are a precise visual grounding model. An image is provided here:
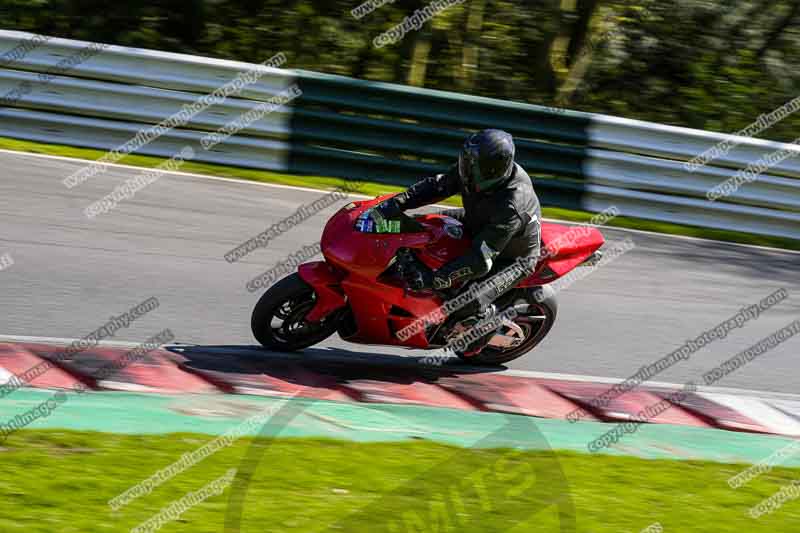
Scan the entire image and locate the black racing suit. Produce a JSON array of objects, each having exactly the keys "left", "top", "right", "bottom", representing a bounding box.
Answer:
[{"left": 394, "top": 162, "right": 542, "bottom": 313}]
